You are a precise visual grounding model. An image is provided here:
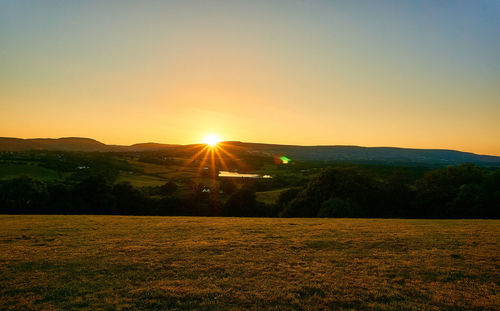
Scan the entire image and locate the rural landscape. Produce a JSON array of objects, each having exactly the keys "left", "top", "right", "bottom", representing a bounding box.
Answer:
[
  {"left": 1, "top": 137, "right": 500, "bottom": 219},
  {"left": 1, "top": 1, "right": 499, "bottom": 310},
  {"left": 0, "top": 137, "right": 499, "bottom": 310}
]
